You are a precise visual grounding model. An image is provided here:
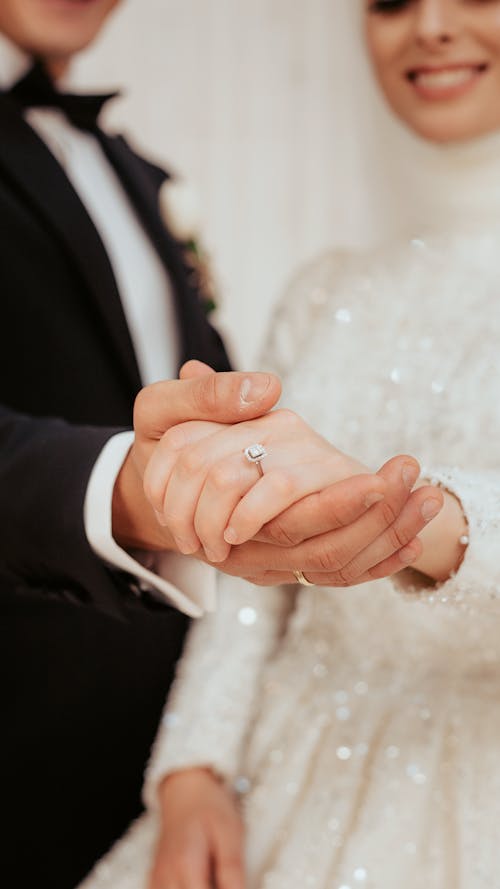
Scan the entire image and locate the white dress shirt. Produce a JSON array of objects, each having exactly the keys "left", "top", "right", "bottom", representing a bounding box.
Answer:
[{"left": 0, "top": 33, "right": 215, "bottom": 617}]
